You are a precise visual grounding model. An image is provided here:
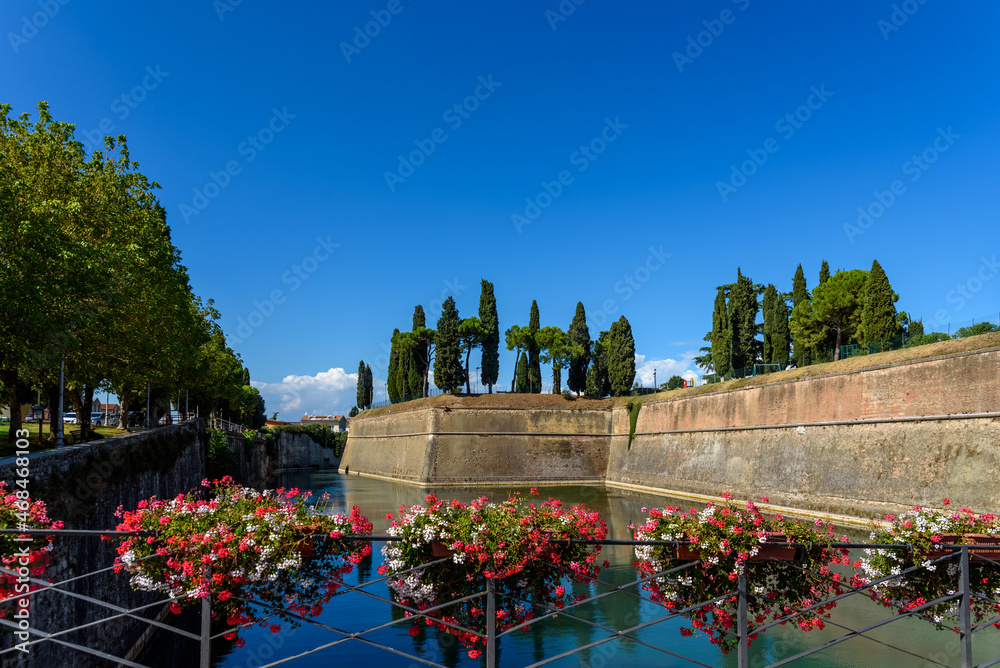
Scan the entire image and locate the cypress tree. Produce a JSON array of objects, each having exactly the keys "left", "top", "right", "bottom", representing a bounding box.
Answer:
[
  {"left": 762, "top": 284, "right": 777, "bottom": 365},
  {"left": 356, "top": 360, "right": 366, "bottom": 410},
  {"left": 527, "top": 300, "right": 542, "bottom": 393},
  {"left": 365, "top": 363, "right": 373, "bottom": 408},
  {"left": 387, "top": 329, "right": 400, "bottom": 403},
  {"left": 567, "top": 302, "right": 591, "bottom": 395},
  {"left": 729, "top": 268, "right": 758, "bottom": 372},
  {"left": 408, "top": 306, "right": 427, "bottom": 396},
  {"left": 711, "top": 287, "right": 732, "bottom": 378},
  {"left": 478, "top": 280, "right": 500, "bottom": 393},
  {"left": 585, "top": 331, "right": 610, "bottom": 398},
  {"left": 819, "top": 260, "right": 830, "bottom": 285},
  {"left": 791, "top": 264, "right": 810, "bottom": 367},
  {"left": 515, "top": 352, "right": 529, "bottom": 393},
  {"left": 909, "top": 318, "right": 924, "bottom": 338},
  {"left": 433, "top": 296, "right": 463, "bottom": 393},
  {"left": 606, "top": 316, "right": 636, "bottom": 397},
  {"left": 861, "top": 259, "right": 900, "bottom": 346},
  {"left": 772, "top": 294, "right": 791, "bottom": 367}
]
